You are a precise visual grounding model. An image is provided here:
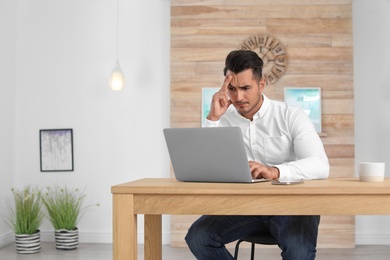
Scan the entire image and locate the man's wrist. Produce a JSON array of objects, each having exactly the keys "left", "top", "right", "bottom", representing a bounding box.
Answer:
[
  {"left": 206, "top": 115, "right": 220, "bottom": 121},
  {"left": 272, "top": 166, "right": 280, "bottom": 180}
]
